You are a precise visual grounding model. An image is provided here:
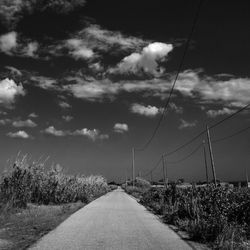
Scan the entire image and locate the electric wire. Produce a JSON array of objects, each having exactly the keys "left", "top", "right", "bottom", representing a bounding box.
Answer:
[{"left": 134, "top": 0, "right": 204, "bottom": 151}]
